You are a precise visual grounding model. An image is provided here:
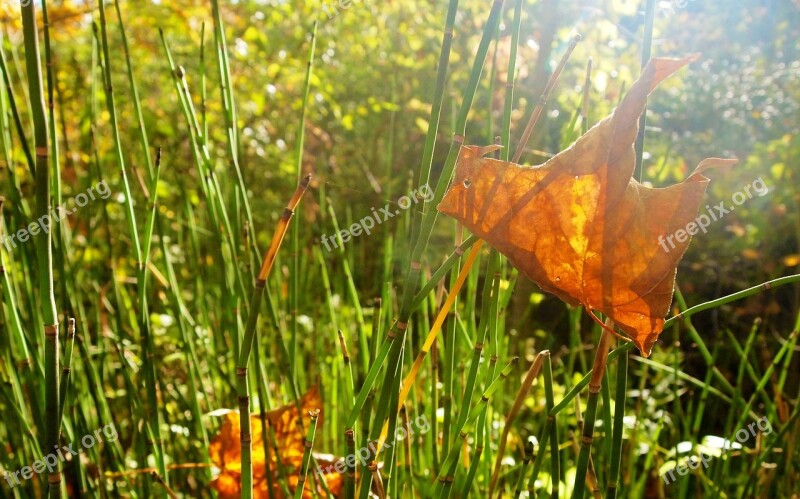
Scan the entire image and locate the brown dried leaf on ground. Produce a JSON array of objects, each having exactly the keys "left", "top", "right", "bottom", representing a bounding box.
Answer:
[
  {"left": 209, "top": 386, "right": 343, "bottom": 498},
  {"left": 438, "top": 56, "right": 736, "bottom": 356}
]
